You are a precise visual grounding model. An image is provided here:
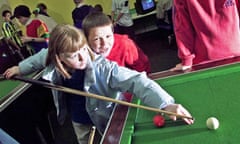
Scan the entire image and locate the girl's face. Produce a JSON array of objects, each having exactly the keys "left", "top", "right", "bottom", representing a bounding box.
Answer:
[
  {"left": 87, "top": 24, "right": 114, "bottom": 57},
  {"left": 59, "top": 45, "right": 89, "bottom": 70}
]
